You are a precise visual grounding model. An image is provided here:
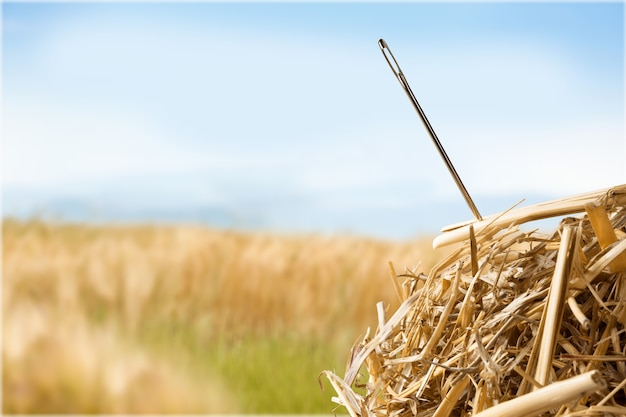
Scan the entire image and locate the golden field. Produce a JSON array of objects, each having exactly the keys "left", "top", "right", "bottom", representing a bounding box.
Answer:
[{"left": 2, "top": 219, "right": 448, "bottom": 413}]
